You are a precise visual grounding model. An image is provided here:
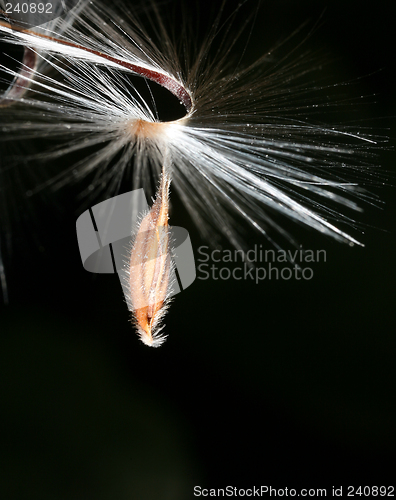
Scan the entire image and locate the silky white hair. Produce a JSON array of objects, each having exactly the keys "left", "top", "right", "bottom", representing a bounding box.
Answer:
[{"left": 0, "top": 0, "right": 384, "bottom": 267}]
